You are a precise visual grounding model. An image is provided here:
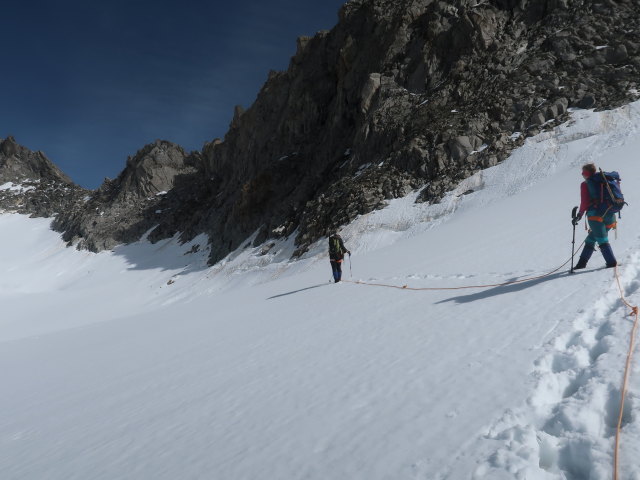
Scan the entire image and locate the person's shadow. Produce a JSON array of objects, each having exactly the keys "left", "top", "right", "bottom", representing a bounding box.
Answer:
[
  {"left": 267, "top": 283, "right": 330, "bottom": 300},
  {"left": 435, "top": 268, "right": 599, "bottom": 304}
]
